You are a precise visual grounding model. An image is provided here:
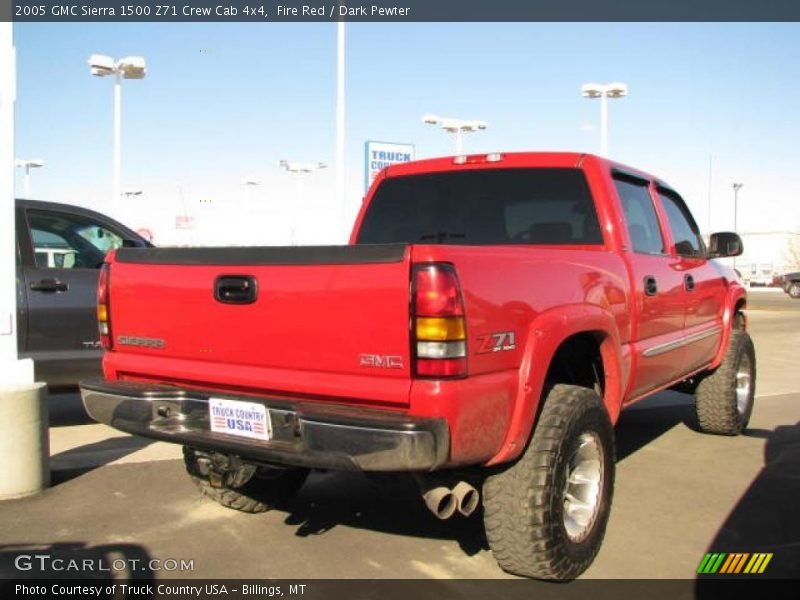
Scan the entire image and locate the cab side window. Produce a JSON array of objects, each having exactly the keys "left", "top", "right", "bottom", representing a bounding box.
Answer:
[
  {"left": 613, "top": 176, "right": 665, "bottom": 255},
  {"left": 28, "top": 210, "right": 124, "bottom": 269},
  {"left": 657, "top": 190, "right": 705, "bottom": 258}
]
